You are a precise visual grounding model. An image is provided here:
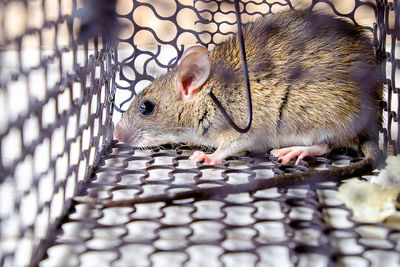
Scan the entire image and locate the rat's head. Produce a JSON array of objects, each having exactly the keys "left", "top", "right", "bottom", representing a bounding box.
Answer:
[{"left": 114, "top": 45, "right": 211, "bottom": 147}]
